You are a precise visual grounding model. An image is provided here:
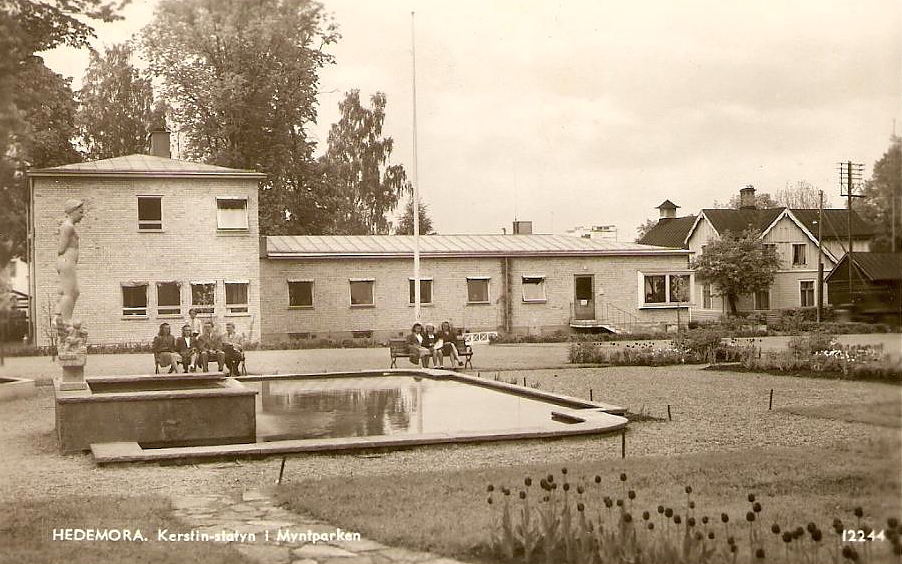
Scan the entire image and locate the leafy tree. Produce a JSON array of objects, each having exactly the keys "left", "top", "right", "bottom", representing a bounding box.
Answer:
[
  {"left": 321, "top": 90, "right": 410, "bottom": 234},
  {"left": 142, "top": 0, "right": 339, "bottom": 234},
  {"left": 395, "top": 197, "right": 435, "bottom": 235},
  {"left": 77, "top": 42, "right": 155, "bottom": 160},
  {"left": 0, "top": 0, "right": 125, "bottom": 260},
  {"left": 690, "top": 229, "right": 781, "bottom": 315},
  {"left": 714, "top": 191, "right": 780, "bottom": 209},
  {"left": 859, "top": 137, "right": 901, "bottom": 252},
  {"left": 635, "top": 218, "right": 658, "bottom": 242},
  {"left": 775, "top": 180, "right": 831, "bottom": 208}
]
